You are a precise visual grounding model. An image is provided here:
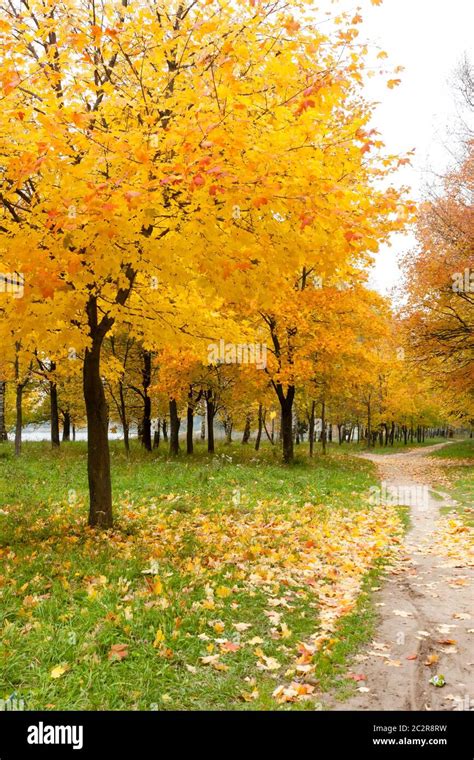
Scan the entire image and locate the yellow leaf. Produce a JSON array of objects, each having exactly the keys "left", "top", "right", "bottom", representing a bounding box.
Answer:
[
  {"left": 50, "top": 664, "right": 69, "bottom": 679},
  {"left": 153, "top": 629, "right": 165, "bottom": 648}
]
